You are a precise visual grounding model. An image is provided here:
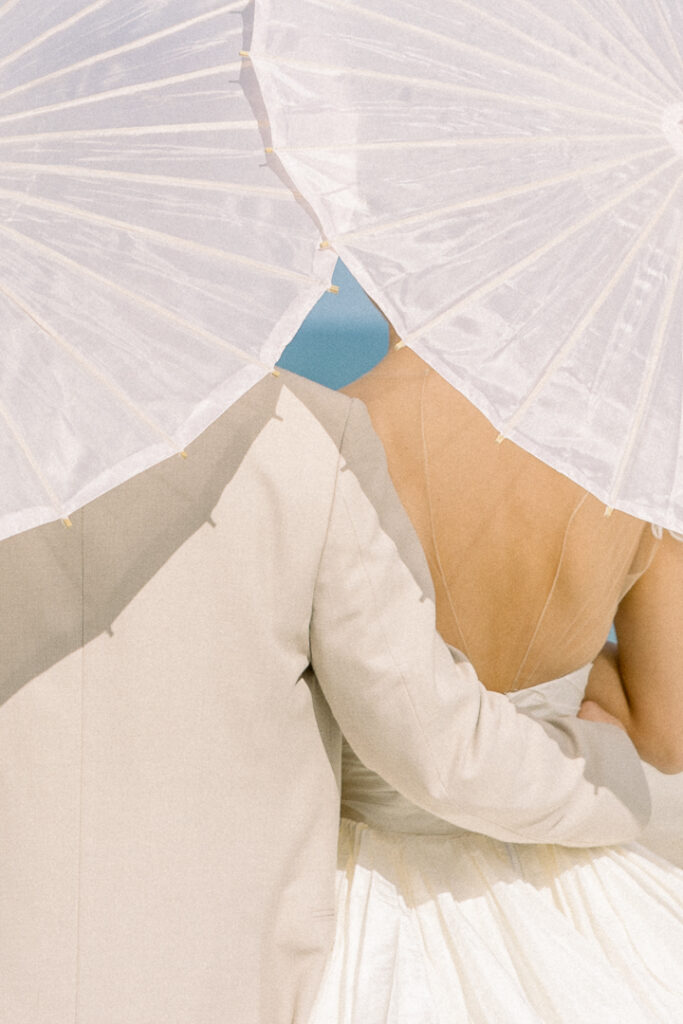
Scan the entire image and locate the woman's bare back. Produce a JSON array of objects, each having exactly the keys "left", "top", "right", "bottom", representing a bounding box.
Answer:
[{"left": 344, "top": 346, "right": 657, "bottom": 693}]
